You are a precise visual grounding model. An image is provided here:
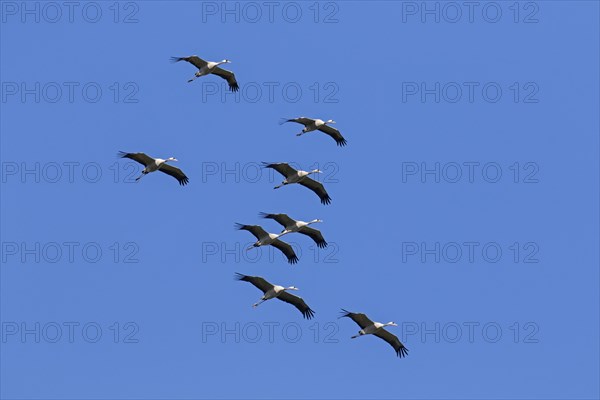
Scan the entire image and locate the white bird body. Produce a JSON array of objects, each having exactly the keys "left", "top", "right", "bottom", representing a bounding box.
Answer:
[
  {"left": 261, "top": 284, "right": 295, "bottom": 303},
  {"left": 263, "top": 163, "right": 332, "bottom": 205},
  {"left": 118, "top": 152, "right": 189, "bottom": 186},
  {"left": 171, "top": 56, "right": 239, "bottom": 92},
  {"left": 282, "top": 219, "right": 321, "bottom": 235},
  {"left": 259, "top": 213, "right": 327, "bottom": 248},
  {"left": 276, "top": 169, "right": 320, "bottom": 187},
  {"left": 235, "top": 223, "right": 299, "bottom": 264},
  {"left": 302, "top": 118, "right": 330, "bottom": 133},
  {"left": 196, "top": 60, "right": 229, "bottom": 77},
  {"left": 353, "top": 321, "right": 398, "bottom": 338},
  {"left": 256, "top": 284, "right": 299, "bottom": 307},
  {"left": 144, "top": 157, "right": 174, "bottom": 174},
  {"left": 255, "top": 232, "right": 282, "bottom": 247},
  {"left": 236, "top": 274, "right": 314, "bottom": 318},
  {"left": 340, "top": 309, "right": 408, "bottom": 357},
  {"left": 281, "top": 117, "right": 347, "bottom": 147}
]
